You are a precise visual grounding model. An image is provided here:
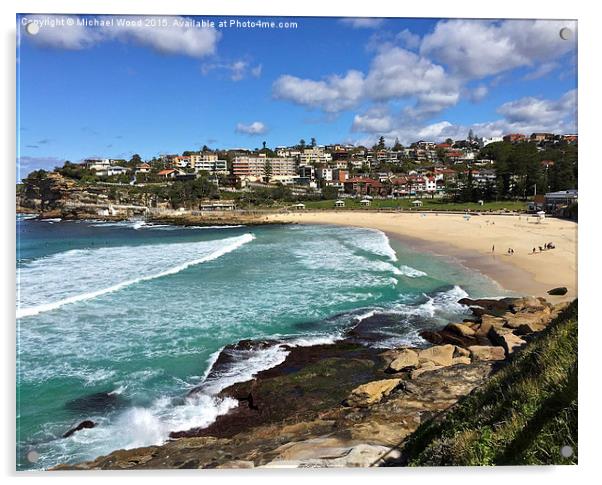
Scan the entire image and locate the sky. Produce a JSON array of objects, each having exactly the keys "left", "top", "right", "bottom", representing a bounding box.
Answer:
[{"left": 16, "top": 14, "right": 577, "bottom": 176}]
